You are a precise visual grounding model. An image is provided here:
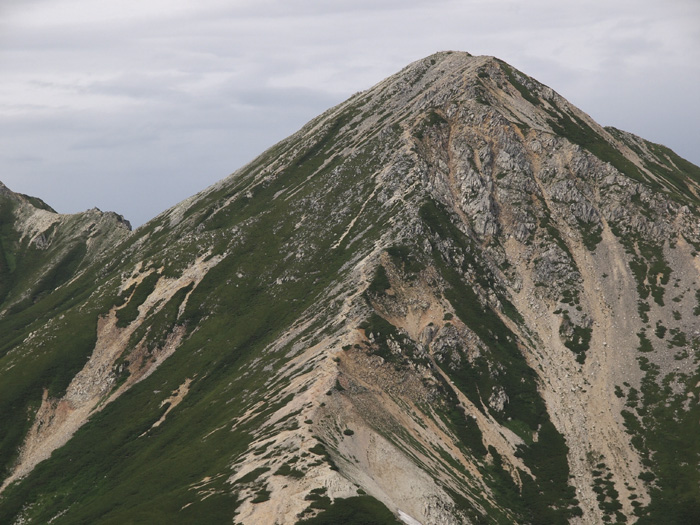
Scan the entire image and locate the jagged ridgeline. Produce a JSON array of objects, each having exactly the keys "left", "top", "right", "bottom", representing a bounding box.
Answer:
[{"left": 1, "top": 51, "right": 700, "bottom": 524}]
